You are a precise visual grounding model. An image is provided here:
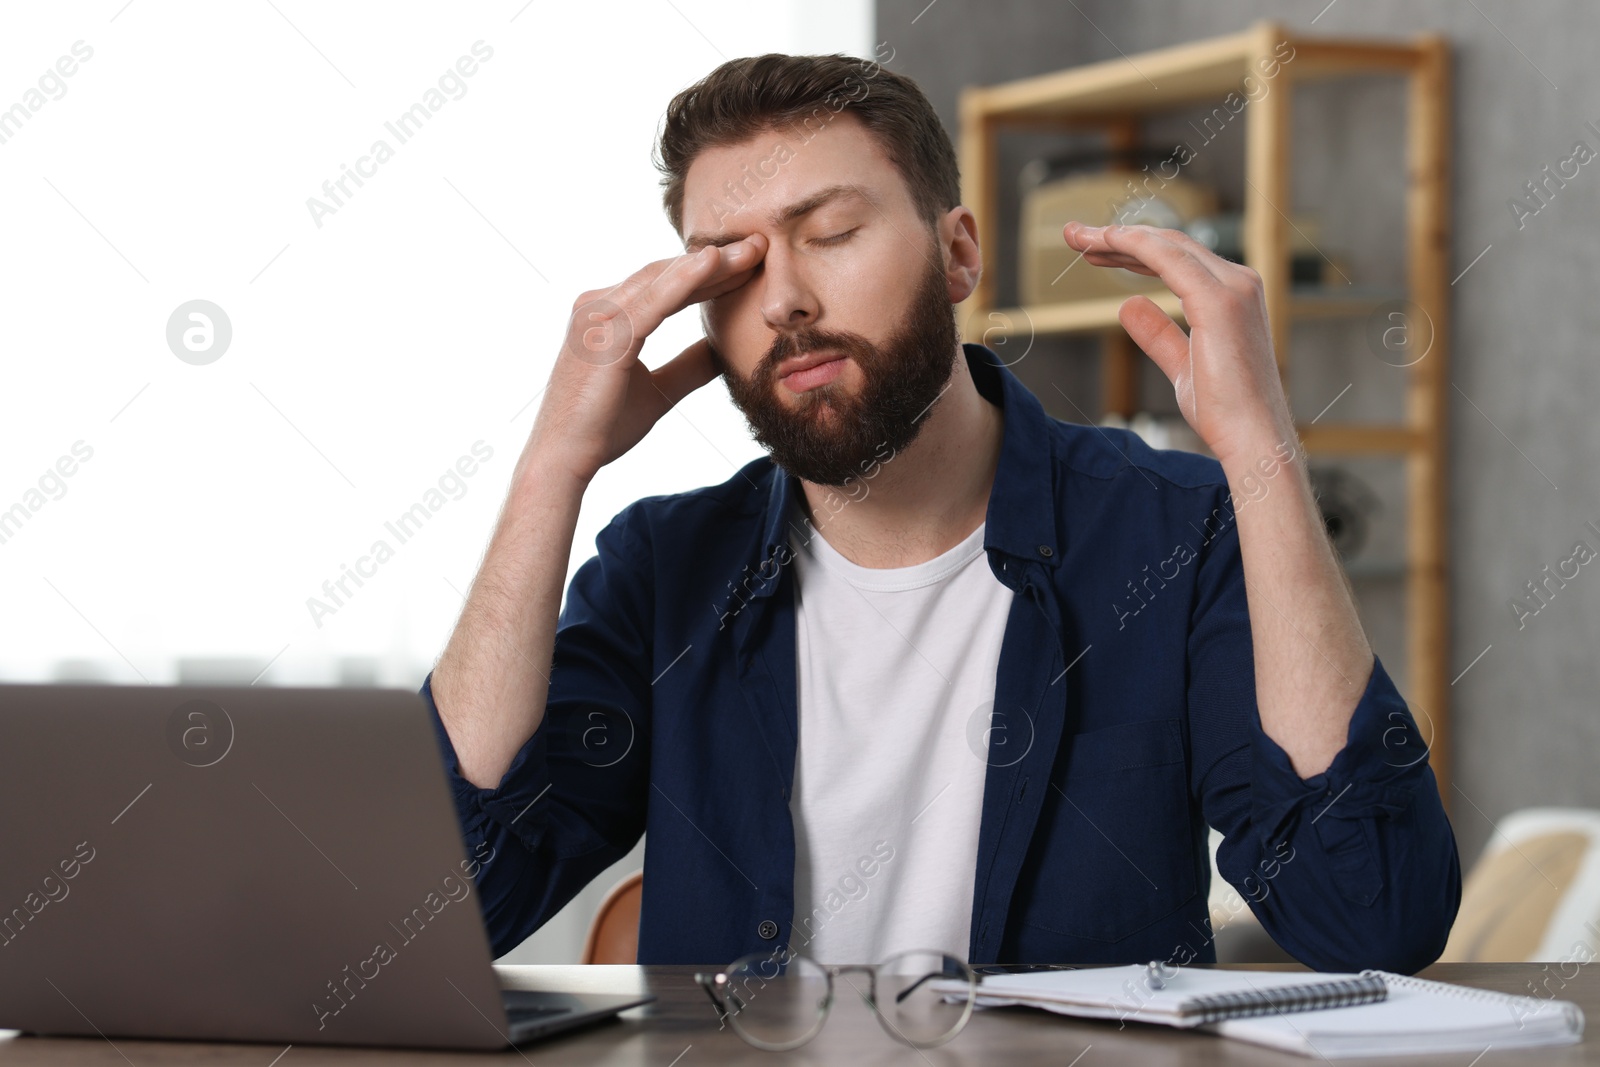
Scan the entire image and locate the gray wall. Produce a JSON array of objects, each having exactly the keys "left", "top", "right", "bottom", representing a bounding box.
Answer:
[{"left": 874, "top": 0, "right": 1600, "bottom": 872}]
